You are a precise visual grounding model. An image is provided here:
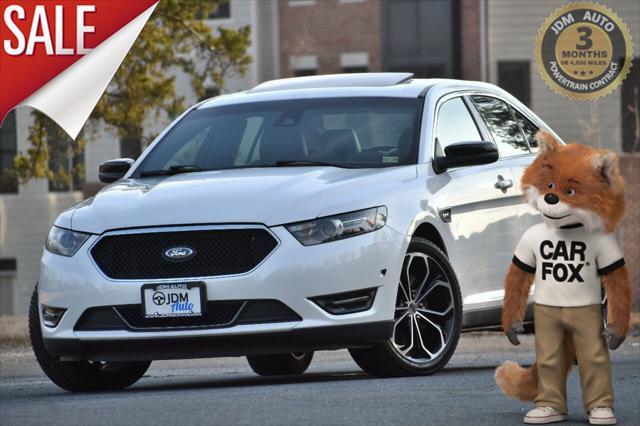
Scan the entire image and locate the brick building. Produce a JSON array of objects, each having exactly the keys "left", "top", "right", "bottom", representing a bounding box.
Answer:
[
  {"left": 278, "top": 0, "right": 483, "bottom": 80},
  {"left": 279, "top": 0, "right": 383, "bottom": 76}
]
